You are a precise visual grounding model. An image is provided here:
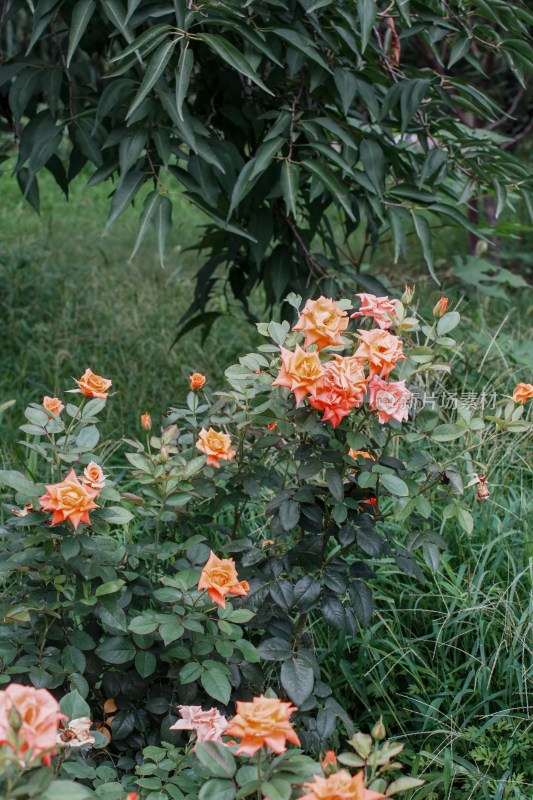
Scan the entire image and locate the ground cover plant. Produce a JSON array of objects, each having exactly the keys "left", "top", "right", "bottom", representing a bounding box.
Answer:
[{"left": 0, "top": 288, "right": 531, "bottom": 798}]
